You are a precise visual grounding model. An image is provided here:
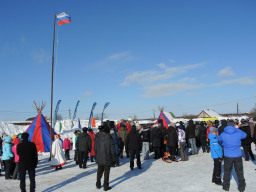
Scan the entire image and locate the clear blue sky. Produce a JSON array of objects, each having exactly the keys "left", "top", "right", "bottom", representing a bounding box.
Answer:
[{"left": 0, "top": 0, "right": 256, "bottom": 121}]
